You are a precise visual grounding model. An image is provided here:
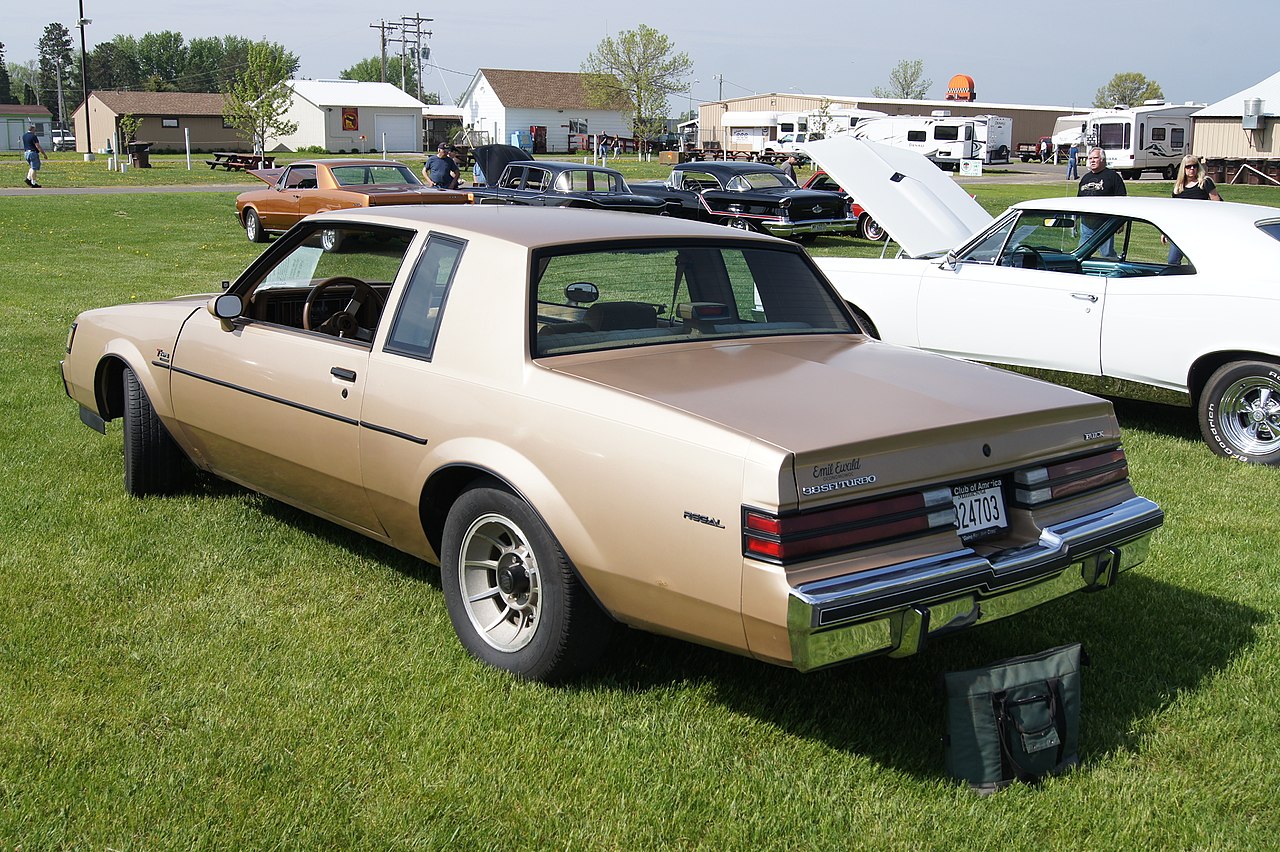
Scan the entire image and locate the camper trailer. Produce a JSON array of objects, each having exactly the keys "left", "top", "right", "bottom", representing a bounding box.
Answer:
[
  {"left": 720, "top": 108, "right": 886, "bottom": 155},
  {"left": 851, "top": 113, "right": 1013, "bottom": 167},
  {"left": 1054, "top": 101, "right": 1200, "bottom": 180}
]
